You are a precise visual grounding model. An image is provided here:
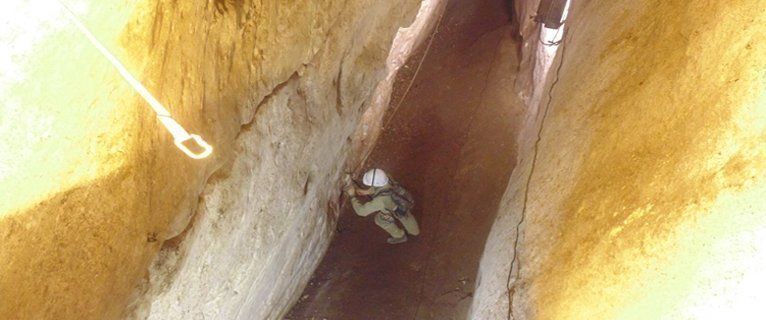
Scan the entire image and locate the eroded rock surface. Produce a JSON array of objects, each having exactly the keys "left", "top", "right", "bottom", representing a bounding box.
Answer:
[
  {"left": 473, "top": 1, "right": 766, "bottom": 319},
  {"left": 0, "top": 1, "right": 424, "bottom": 319}
]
